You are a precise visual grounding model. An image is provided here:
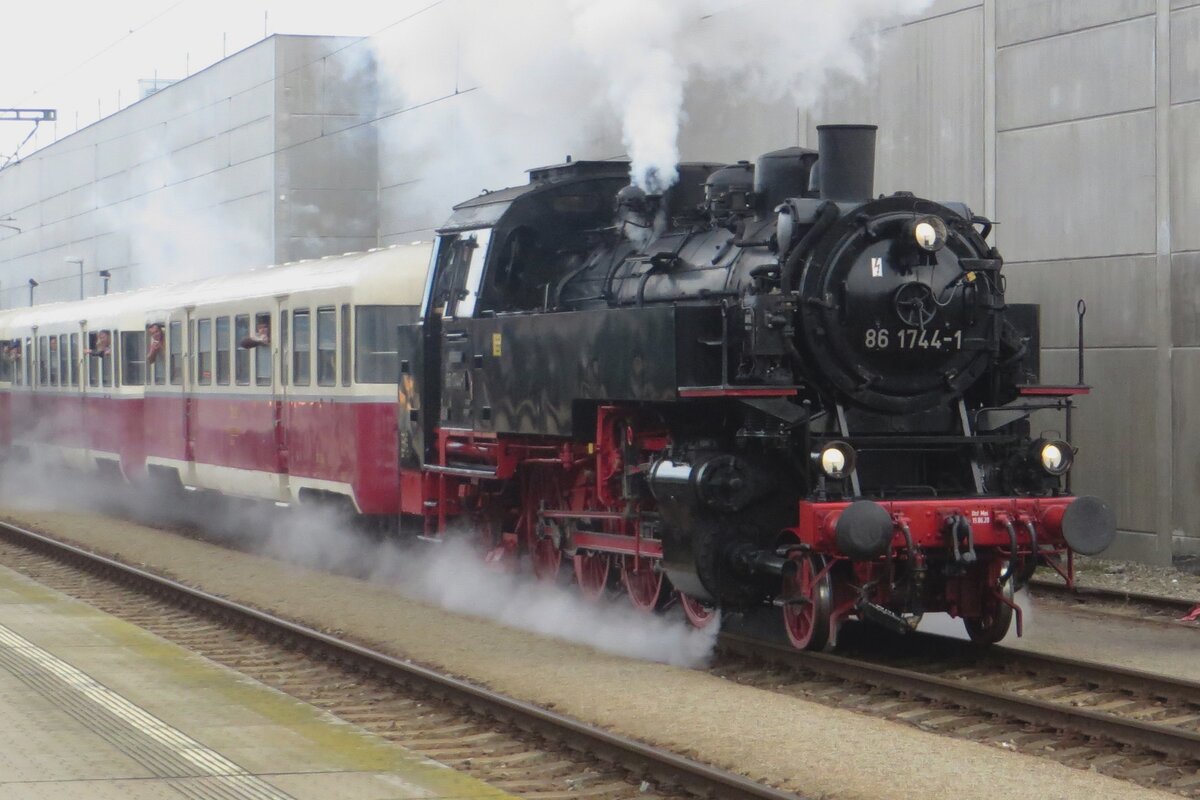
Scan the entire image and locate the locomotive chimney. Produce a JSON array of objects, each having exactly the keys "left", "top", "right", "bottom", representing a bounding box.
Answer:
[{"left": 815, "top": 124, "right": 877, "bottom": 202}]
